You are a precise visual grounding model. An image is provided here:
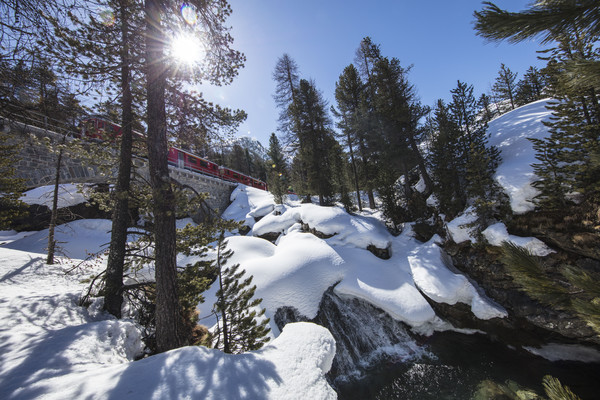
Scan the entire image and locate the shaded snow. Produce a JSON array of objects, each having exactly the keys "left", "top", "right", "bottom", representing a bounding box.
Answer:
[
  {"left": 3, "top": 219, "right": 112, "bottom": 260},
  {"left": 21, "top": 184, "right": 90, "bottom": 208}
]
